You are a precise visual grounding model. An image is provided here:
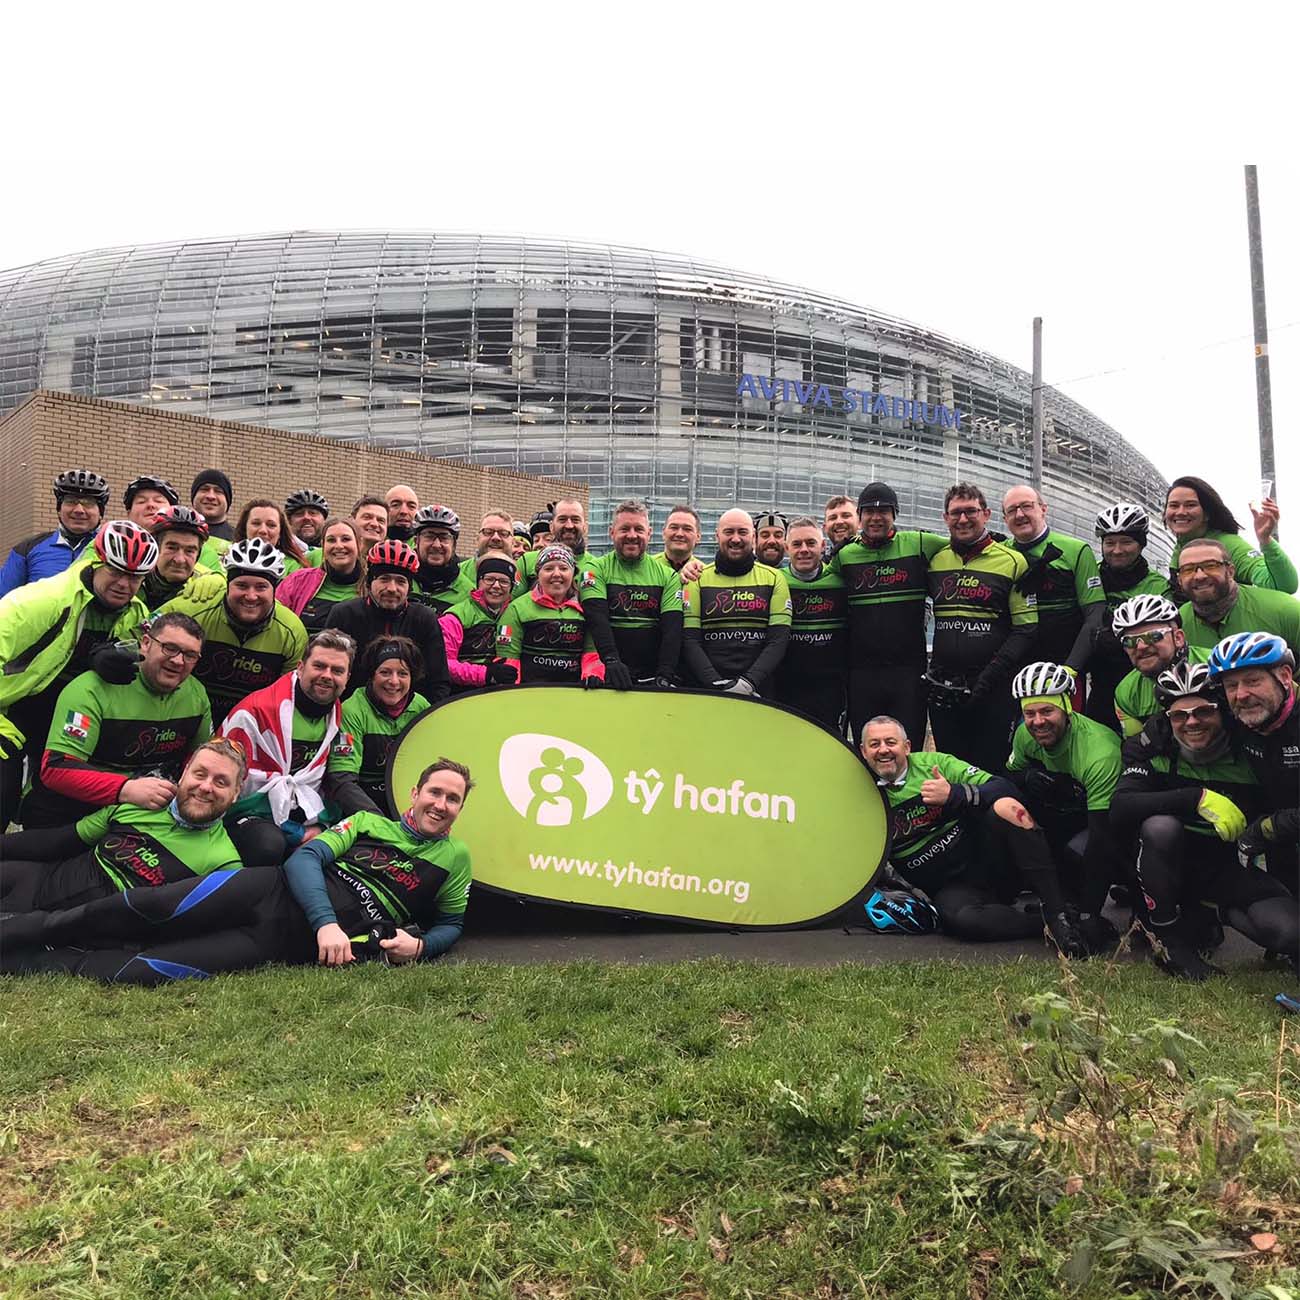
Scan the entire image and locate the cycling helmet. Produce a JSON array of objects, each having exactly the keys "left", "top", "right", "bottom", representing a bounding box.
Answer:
[
  {"left": 150, "top": 505, "right": 210, "bottom": 541},
  {"left": 53, "top": 468, "right": 109, "bottom": 508},
  {"left": 222, "top": 537, "right": 286, "bottom": 585},
  {"left": 93, "top": 520, "right": 159, "bottom": 574},
  {"left": 411, "top": 505, "right": 461, "bottom": 537},
  {"left": 864, "top": 888, "right": 939, "bottom": 935},
  {"left": 1207, "top": 632, "right": 1296, "bottom": 679},
  {"left": 123, "top": 475, "right": 179, "bottom": 509},
  {"left": 1155, "top": 660, "right": 1214, "bottom": 703},
  {"left": 1112, "top": 593, "right": 1180, "bottom": 634},
  {"left": 529, "top": 509, "right": 554, "bottom": 538},
  {"left": 365, "top": 540, "right": 420, "bottom": 579},
  {"left": 512, "top": 520, "right": 531, "bottom": 541},
  {"left": 1012, "top": 661, "right": 1075, "bottom": 700},
  {"left": 284, "top": 488, "right": 330, "bottom": 518},
  {"left": 752, "top": 511, "right": 788, "bottom": 531},
  {"left": 1095, "top": 502, "right": 1149, "bottom": 541}
]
